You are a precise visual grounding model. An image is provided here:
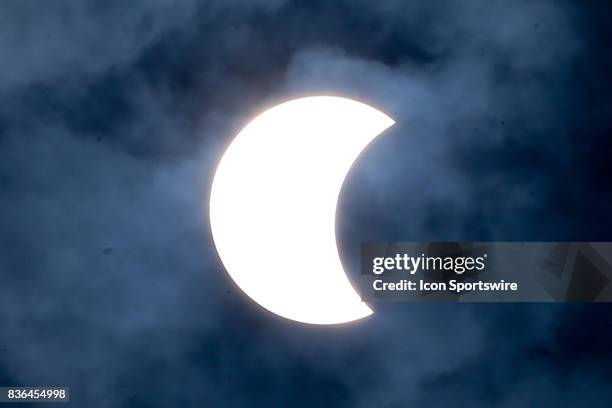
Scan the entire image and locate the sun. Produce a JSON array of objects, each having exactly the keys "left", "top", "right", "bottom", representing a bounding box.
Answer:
[{"left": 209, "top": 96, "right": 394, "bottom": 324}]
